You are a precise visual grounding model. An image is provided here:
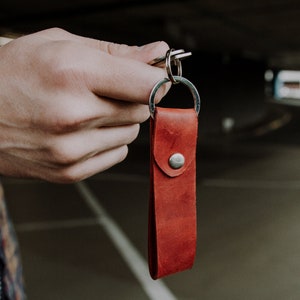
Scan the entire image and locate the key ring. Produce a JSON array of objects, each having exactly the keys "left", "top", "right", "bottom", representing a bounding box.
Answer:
[
  {"left": 149, "top": 76, "right": 201, "bottom": 118},
  {"left": 149, "top": 49, "right": 192, "bottom": 84},
  {"left": 148, "top": 49, "right": 192, "bottom": 67},
  {"left": 165, "top": 49, "right": 182, "bottom": 84}
]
